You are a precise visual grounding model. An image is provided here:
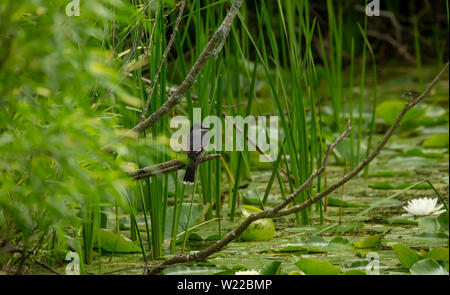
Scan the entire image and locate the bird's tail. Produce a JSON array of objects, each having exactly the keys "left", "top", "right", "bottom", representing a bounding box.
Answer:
[{"left": 183, "top": 164, "right": 198, "bottom": 184}]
